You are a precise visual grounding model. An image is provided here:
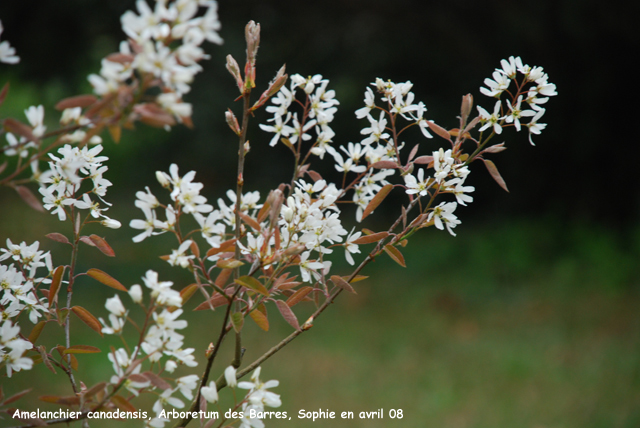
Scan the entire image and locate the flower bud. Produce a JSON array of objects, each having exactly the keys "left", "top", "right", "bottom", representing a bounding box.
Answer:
[
  {"left": 129, "top": 284, "right": 143, "bottom": 303},
  {"left": 225, "top": 109, "right": 241, "bottom": 135},
  {"left": 201, "top": 381, "right": 218, "bottom": 403},
  {"left": 105, "top": 295, "right": 126, "bottom": 316},
  {"left": 245, "top": 21, "right": 260, "bottom": 65},
  {"left": 156, "top": 171, "right": 170, "bottom": 188},
  {"left": 461, "top": 94, "right": 473, "bottom": 126},
  {"left": 101, "top": 218, "right": 122, "bottom": 229},
  {"left": 224, "top": 365, "right": 237, "bottom": 388}
]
